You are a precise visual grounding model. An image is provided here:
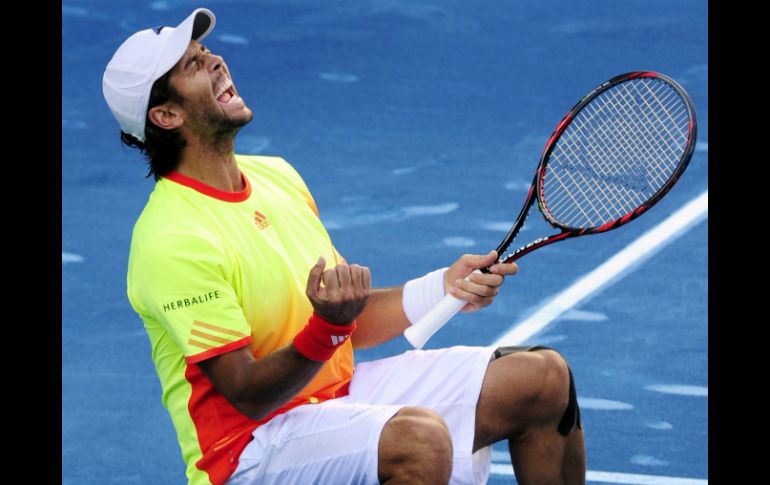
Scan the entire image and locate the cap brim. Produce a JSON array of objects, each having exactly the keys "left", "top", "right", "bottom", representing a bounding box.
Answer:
[
  {"left": 190, "top": 8, "right": 215, "bottom": 40},
  {"left": 154, "top": 8, "right": 216, "bottom": 81}
]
